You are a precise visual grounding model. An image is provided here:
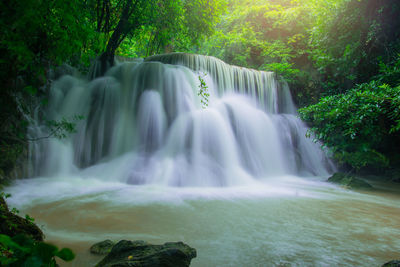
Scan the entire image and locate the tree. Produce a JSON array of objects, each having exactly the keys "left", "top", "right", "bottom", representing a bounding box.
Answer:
[
  {"left": 0, "top": 0, "right": 99, "bottom": 178},
  {"left": 92, "top": 0, "right": 226, "bottom": 68}
]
